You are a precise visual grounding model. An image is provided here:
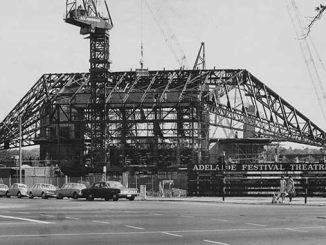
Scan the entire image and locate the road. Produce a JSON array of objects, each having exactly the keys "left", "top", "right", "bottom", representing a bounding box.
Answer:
[{"left": 0, "top": 197, "right": 325, "bottom": 244}]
